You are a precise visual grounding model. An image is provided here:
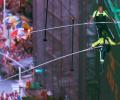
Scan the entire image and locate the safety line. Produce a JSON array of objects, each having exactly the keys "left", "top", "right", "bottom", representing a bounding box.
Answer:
[
  {"left": 31, "top": 21, "right": 120, "bottom": 34},
  {"left": 0, "top": 46, "right": 102, "bottom": 82}
]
